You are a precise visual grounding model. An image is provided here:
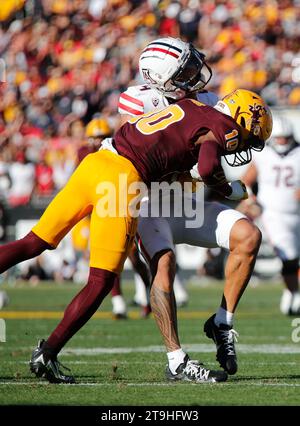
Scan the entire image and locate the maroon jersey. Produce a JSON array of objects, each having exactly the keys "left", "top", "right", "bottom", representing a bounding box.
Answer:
[{"left": 114, "top": 99, "right": 241, "bottom": 191}]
